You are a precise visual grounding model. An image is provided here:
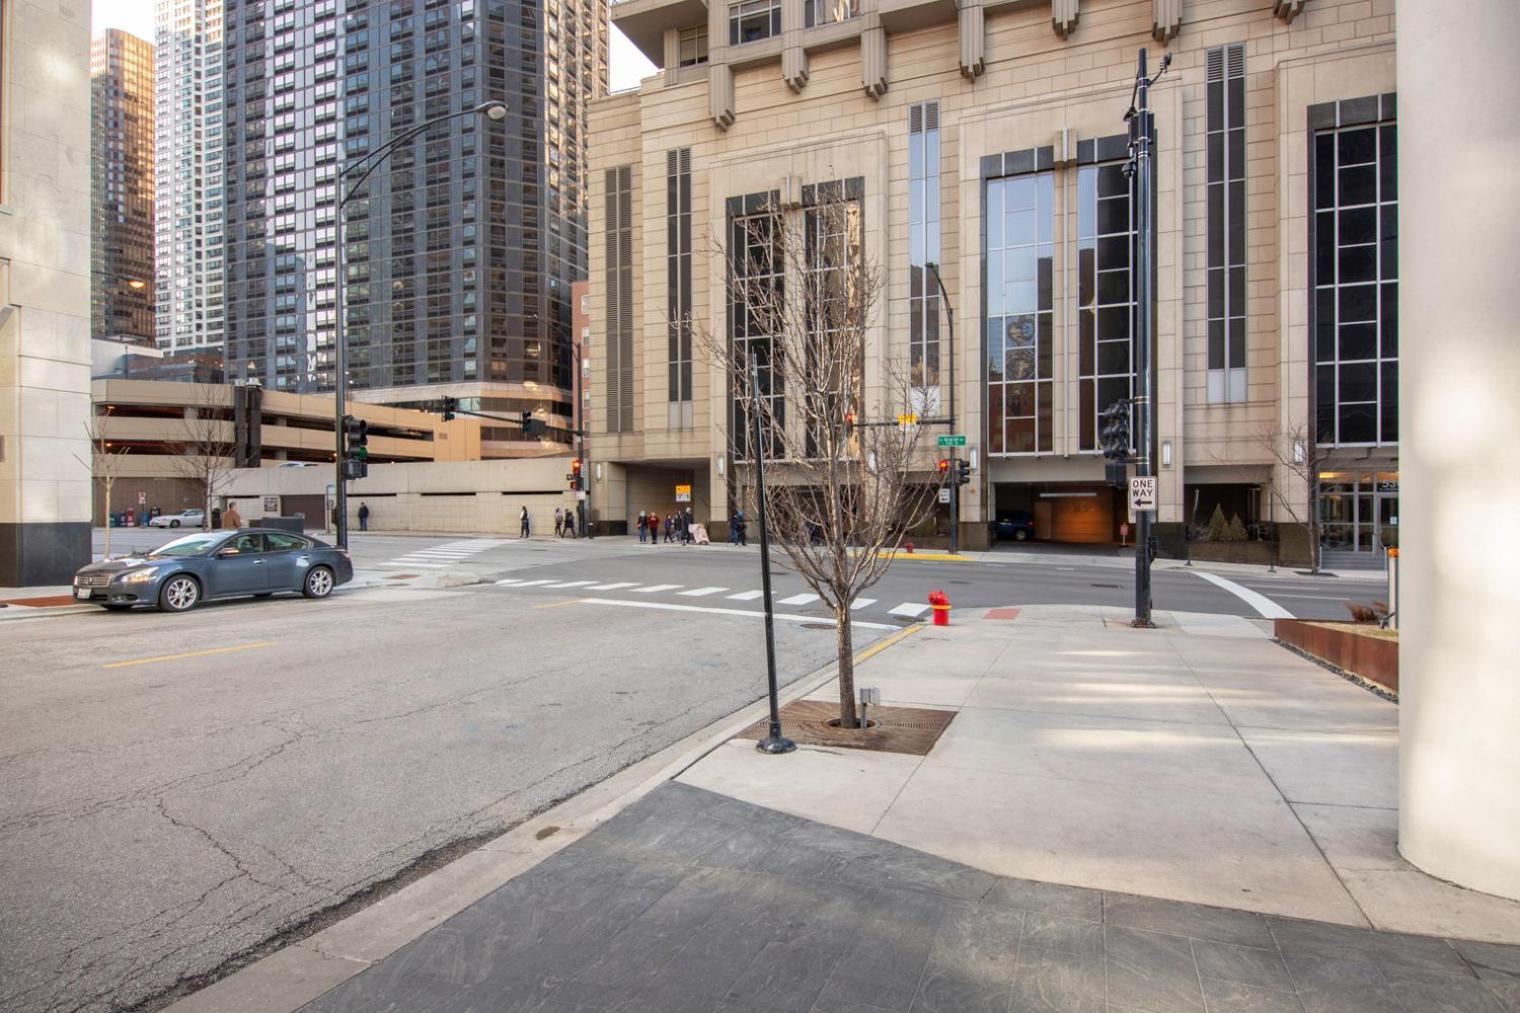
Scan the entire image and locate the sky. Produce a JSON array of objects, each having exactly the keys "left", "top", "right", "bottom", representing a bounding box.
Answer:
[{"left": 91, "top": 0, "right": 656, "bottom": 91}]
